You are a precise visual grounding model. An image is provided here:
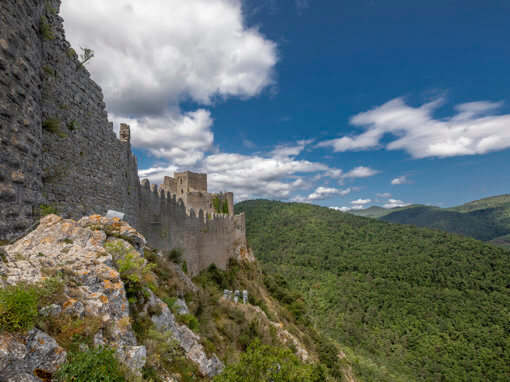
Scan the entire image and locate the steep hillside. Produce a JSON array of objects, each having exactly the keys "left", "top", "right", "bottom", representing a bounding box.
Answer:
[
  {"left": 449, "top": 194, "right": 510, "bottom": 212},
  {"left": 0, "top": 214, "right": 349, "bottom": 381},
  {"left": 236, "top": 200, "right": 510, "bottom": 381},
  {"left": 351, "top": 194, "right": 510, "bottom": 243},
  {"left": 380, "top": 205, "right": 509, "bottom": 241}
]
